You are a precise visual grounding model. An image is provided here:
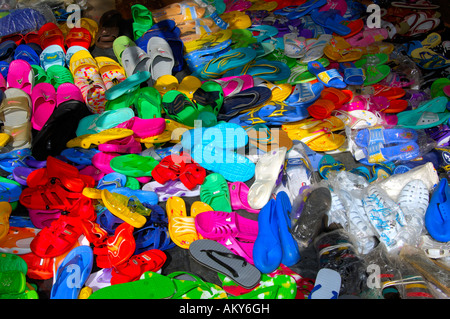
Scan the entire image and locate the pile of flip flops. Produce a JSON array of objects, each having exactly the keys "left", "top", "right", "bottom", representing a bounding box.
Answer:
[{"left": 0, "top": 0, "right": 450, "bottom": 301}]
